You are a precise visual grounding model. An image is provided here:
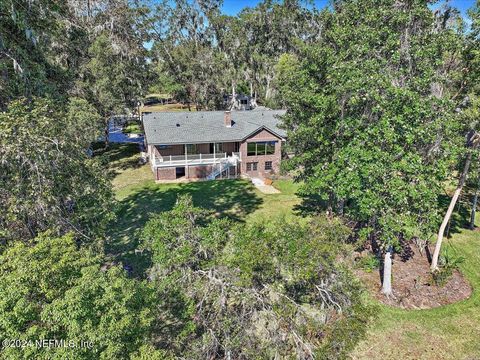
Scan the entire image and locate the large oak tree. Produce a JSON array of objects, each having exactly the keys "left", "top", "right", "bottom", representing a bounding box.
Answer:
[{"left": 276, "top": 0, "right": 467, "bottom": 295}]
